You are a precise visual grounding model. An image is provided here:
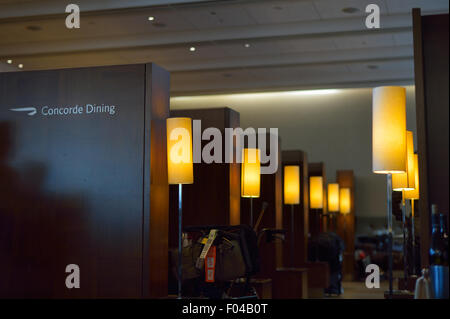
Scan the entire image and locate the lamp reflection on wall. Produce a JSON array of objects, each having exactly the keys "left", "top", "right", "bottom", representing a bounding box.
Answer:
[
  {"left": 241, "top": 148, "right": 260, "bottom": 227},
  {"left": 392, "top": 130, "right": 415, "bottom": 282},
  {"left": 328, "top": 183, "right": 340, "bottom": 231},
  {"left": 310, "top": 176, "right": 323, "bottom": 236},
  {"left": 404, "top": 153, "right": 419, "bottom": 275},
  {"left": 284, "top": 165, "right": 300, "bottom": 266},
  {"left": 167, "top": 117, "right": 194, "bottom": 299},
  {"left": 372, "top": 86, "right": 407, "bottom": 297}
]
